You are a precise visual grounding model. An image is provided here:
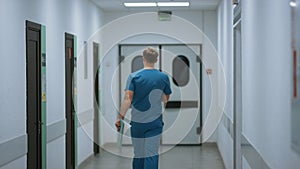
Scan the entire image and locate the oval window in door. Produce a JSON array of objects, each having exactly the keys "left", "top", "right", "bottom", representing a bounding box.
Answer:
[
  {"left": 132, "top": 55, "right": 144, "bottom": 73},
  {"left": 172, "top": 55, "right": 190, "bottom": 87}
]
